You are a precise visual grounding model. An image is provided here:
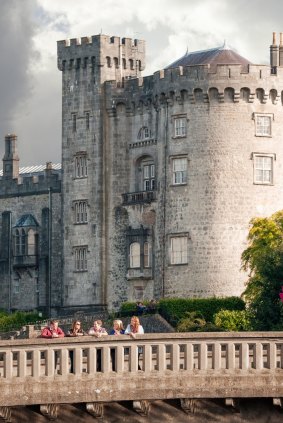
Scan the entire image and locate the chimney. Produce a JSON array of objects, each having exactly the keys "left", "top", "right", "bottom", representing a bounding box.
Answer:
[
  {"left": 2, "top": 134, "right": 19, "bottom": 180},
  {"left": 270, "top": 32, "right": 279, "bottom": 71}
]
